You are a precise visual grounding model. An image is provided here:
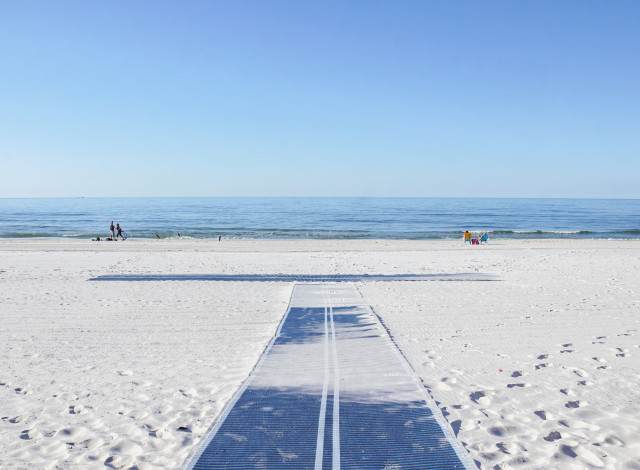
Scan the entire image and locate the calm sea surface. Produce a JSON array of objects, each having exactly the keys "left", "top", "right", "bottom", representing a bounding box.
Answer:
[{"left": 0, "top": 198, "right": 639, "bottom": 240}]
